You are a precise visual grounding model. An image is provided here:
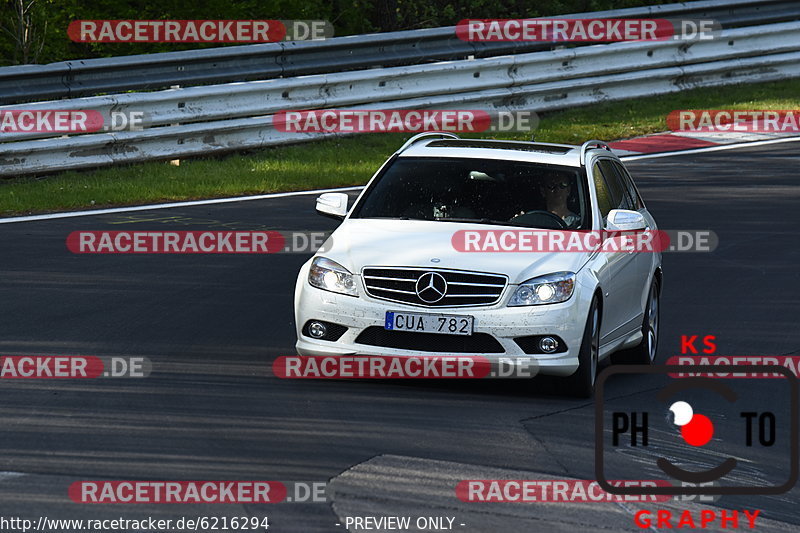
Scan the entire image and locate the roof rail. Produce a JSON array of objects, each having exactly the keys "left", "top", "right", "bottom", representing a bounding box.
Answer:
[
  {"left": 579, "top": 139, "right": 612, "bottom": 165},
  {"left": 396, "top": 131, "right": 460, "bottom": 154}
]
